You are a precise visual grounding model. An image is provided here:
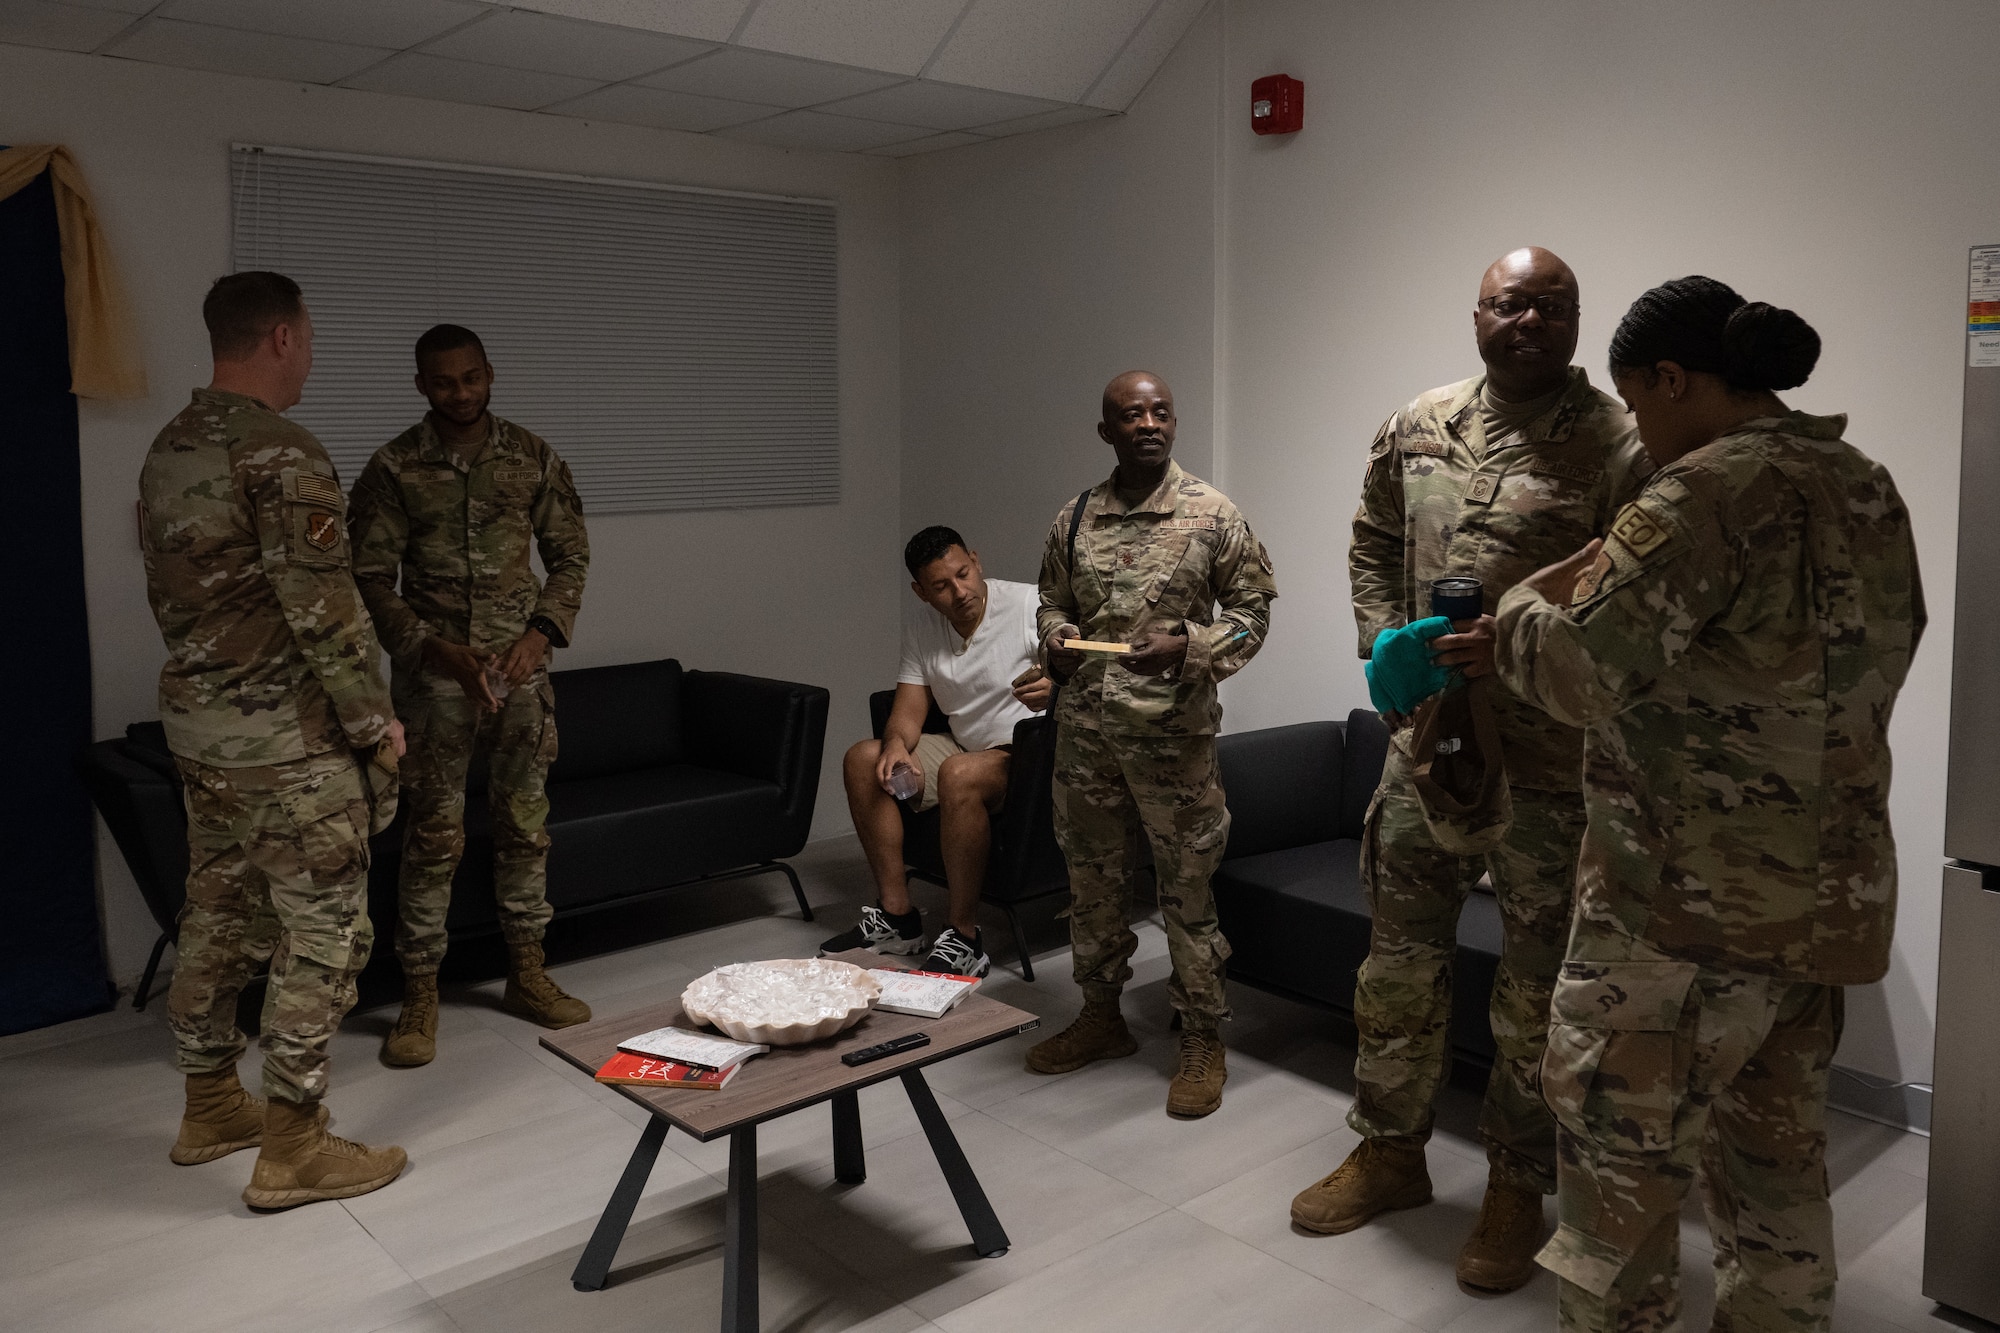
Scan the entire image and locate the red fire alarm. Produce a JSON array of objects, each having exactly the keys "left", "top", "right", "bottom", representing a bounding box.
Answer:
[{"left": 1251, "top": 73, "right": 1303, "bottom": 135}]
